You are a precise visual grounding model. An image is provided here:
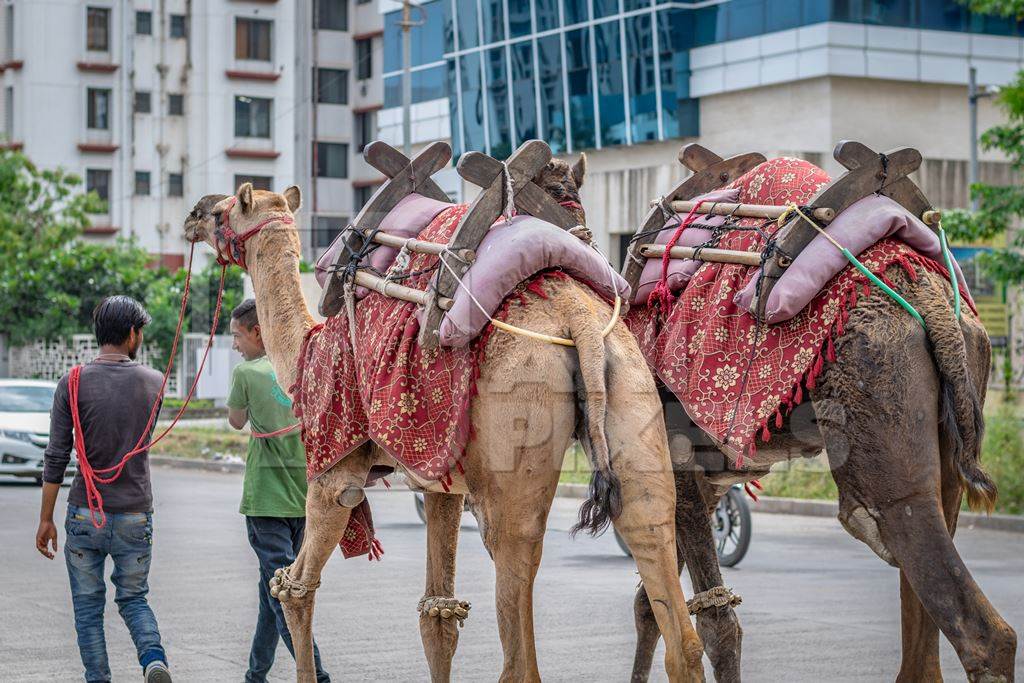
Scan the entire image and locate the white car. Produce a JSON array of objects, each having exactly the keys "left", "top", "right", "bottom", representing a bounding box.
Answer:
[{"left": 0, "top": 379, "right": 74, "bottom": 484}]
